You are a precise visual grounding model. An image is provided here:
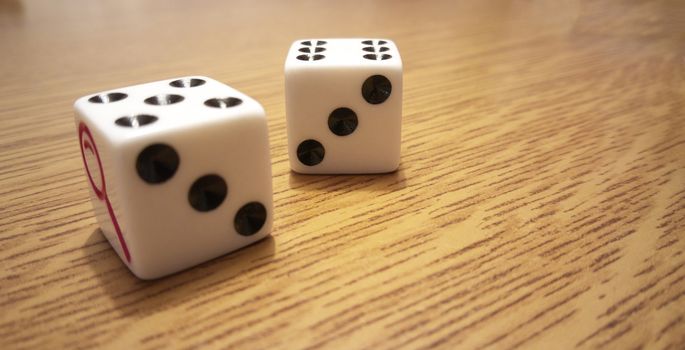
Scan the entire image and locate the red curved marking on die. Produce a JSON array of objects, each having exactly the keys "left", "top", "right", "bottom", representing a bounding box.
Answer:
[{"left": 78, "top": 122, "right": 131, "bottom": 263}]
